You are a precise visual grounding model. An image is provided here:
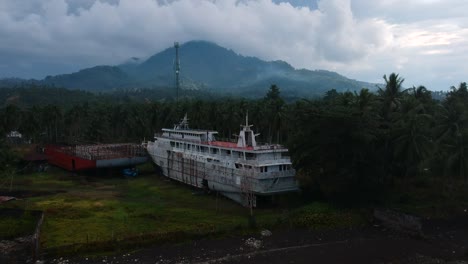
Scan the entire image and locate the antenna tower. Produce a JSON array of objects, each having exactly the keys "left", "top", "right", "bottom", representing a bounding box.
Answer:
[{"left": 174, "top": 42, "right": 180, "bottom": 102}]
